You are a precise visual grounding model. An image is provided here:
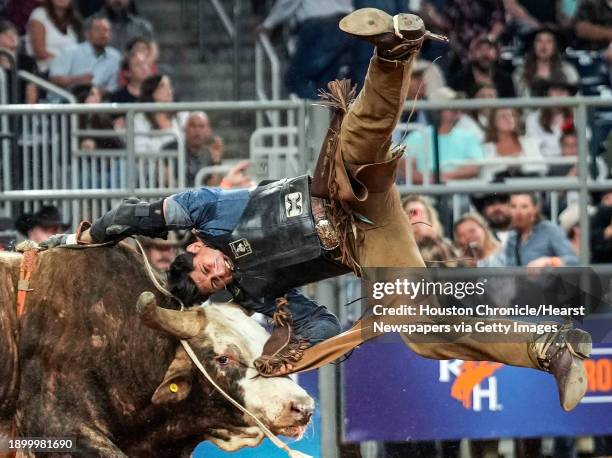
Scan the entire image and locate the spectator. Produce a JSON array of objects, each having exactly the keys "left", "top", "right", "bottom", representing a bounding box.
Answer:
[
  {"left": 455, "top": 83, "right": 498, "bottom": 142},
  {"left": 441, "top": 0, "right": 505, "bottom": 70},
  {"left": 512, "top": 25, "right": 579, "bottom": 97},
  {"left": 72, "top": 83, "right": 122, "bottom": 151},
  {"left": 471, "top": 191, "right": 513, "bottom": 243},
  {"left": 0, "top": 20, "right": 39, "bottom": 103},
  {"left": 258, "top": 0, "right": 353, "bottom": 99},
  {"left": 481, "top": 107, "right": 547, "bottom": 181},
  {"left": 575, "top": 0, "right": 612, "bottom": 50},
  {"left": 402, "top": 194, "right": 461, "bottom": 266},
  {"left": 135, "top": 232, "right": 183, "bottom": 273},
  {"left": 503, "top": 0, "right": 558, "bottom": 31},
  {"left": 591, "top": 190, "right": 612, "bottom": 263},
  {"left": 503, "top": 193, "right": 578, "bottom": 267},
  {"left": 125, "top": 35, "right": 157, "bottom": 70},
  {"left": 26, "top": 0, "right": 82, "bottom": 73},
  {"left": 558, "top": 203, "right": 595, "bottom": 256},
  {"left": 449, "top": 34, "right": 516, "bottom": 98},
  {"left": 402, "top": 194, "right": 444, "bottom": 243},
  {"left": 107, "top": 51, "right": 151, "bottom": 103},
  {"left": 182, "top": 112, "right": 224, "bottom": 186},
  {"left": 133, "top": 74, "right": 187, "bottom": 155},
  {"left": 96, "top": 0, "right": 157, "bottom": 58},
  {"left": 525, "top": 78, "right": 577, "bottom": 157},
  {"left": 116, "top": 36, "right": 157, "bottom": 88},
  {"left": 549, "top": 128, "right": 608, "bottom": 178},
  {"left": 14, "top": 205, "right": 69, "bottom": 244},
  {"left": 402, "top": 87, "right": 483, "bottom": 184},
  {"left": 4, "top": 0, "right": 40, "bottom": 35},
  {"left": 453, "top": 212, "right": 502, "bottom": 266},
  {"left": 50, "top": 14, "right": 120, "bottom": 93}
]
